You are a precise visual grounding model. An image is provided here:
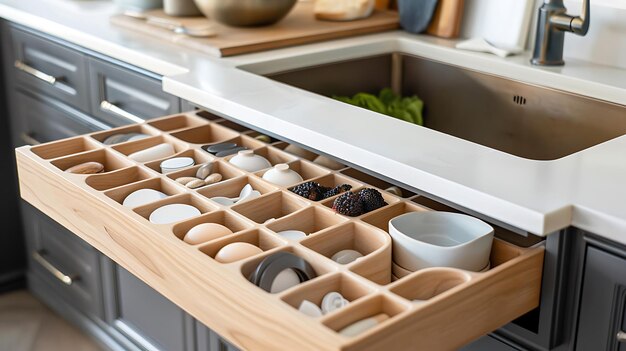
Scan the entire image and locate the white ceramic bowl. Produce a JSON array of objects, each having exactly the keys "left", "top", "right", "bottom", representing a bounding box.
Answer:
[
  {"left": 388, "top": 212, "right": 493, "bottom": 272},
  {"left": 229, "top": 150, "right": 271, "bottom": 172},
  {"left": 262, "top": 164, "right": 303, "bottom": 186}
]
